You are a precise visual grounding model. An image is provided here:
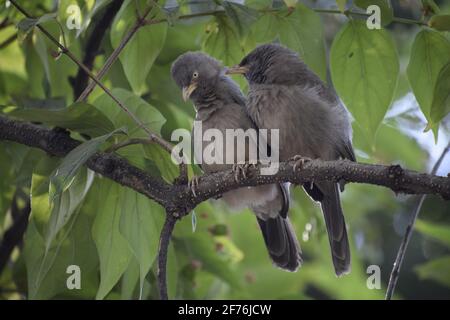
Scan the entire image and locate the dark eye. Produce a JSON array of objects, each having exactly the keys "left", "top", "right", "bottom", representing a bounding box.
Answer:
[{"left": 192, "top": 71, "right": 199, "bottom": 78}]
